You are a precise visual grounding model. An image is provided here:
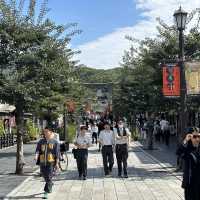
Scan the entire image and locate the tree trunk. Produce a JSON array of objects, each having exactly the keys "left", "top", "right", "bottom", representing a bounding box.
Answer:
[{"left": 15, "top": 103, "right": 25, "bottom": 175}]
